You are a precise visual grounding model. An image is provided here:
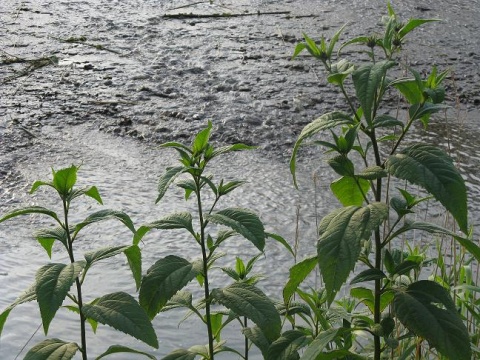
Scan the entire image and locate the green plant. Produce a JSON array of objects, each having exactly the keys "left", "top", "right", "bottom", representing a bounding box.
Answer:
[
  {"left": 284, "top": 3, "right": 479, "bottom": 360},
  {"left": 0, "top": 165, "right": 158, "bottom": 359},
  {"left": 134, "top": 121, "right": 285, "bottom": 360}
]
